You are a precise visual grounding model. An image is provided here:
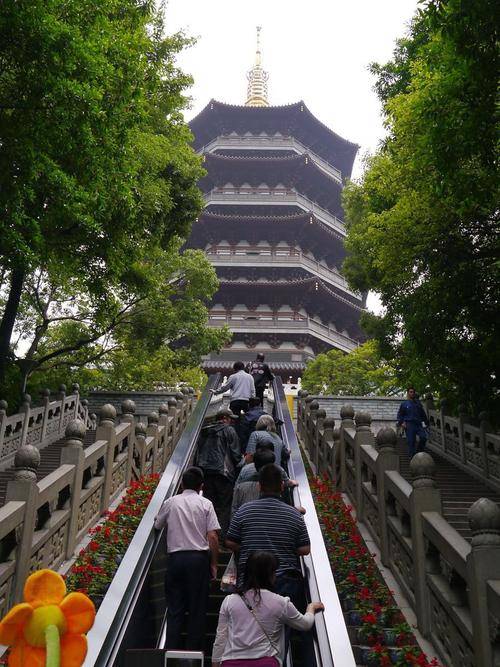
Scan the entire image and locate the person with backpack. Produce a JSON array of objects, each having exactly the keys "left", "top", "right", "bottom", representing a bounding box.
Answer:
[
  {"left": 246, "top": 353, "right": 274, "bottom": 406},
  {"left": 195, "top": 407, "right": 244, "bottom": 538},
  {"left": 239, "top": 397, "right": 267, "bottom": 454}
]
